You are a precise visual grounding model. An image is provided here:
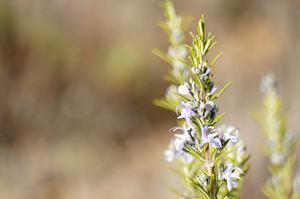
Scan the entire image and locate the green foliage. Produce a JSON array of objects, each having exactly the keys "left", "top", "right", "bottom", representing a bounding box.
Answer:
[
  {"left": 154, "top": 1, "right": 249, "bottom": 198},
  {"left": 259, "top": 74, "right": 300, "bottom": 199}
]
